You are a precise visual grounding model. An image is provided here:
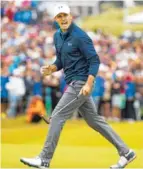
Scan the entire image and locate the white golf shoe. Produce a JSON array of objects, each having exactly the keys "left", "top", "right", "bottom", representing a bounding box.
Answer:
[
  {"left": 20, "top": 156, "right": 49, "bottom": 168},
  {"left": 110, "top": 149, "right": 136, "bottom": 169}
]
